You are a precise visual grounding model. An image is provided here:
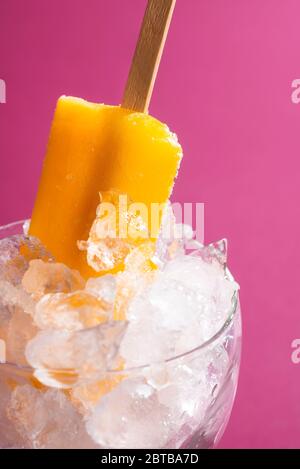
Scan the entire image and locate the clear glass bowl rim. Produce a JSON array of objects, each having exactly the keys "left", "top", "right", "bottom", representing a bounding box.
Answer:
[{"left": 0, "top": 219, "right": 239, "bottom": 375}]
